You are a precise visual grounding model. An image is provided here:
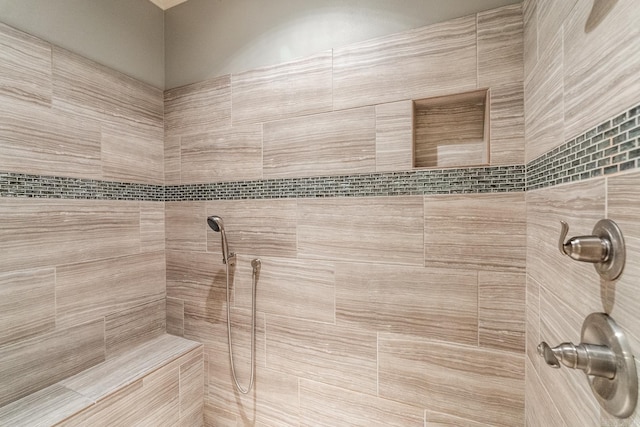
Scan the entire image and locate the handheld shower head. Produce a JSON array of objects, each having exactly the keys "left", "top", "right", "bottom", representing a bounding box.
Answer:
[
  {"left": 207, "top": 215, "right": 232, "bottom": 264},
  {"left": 207, "top": 215, "right": 224, "bottom": 232}
]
